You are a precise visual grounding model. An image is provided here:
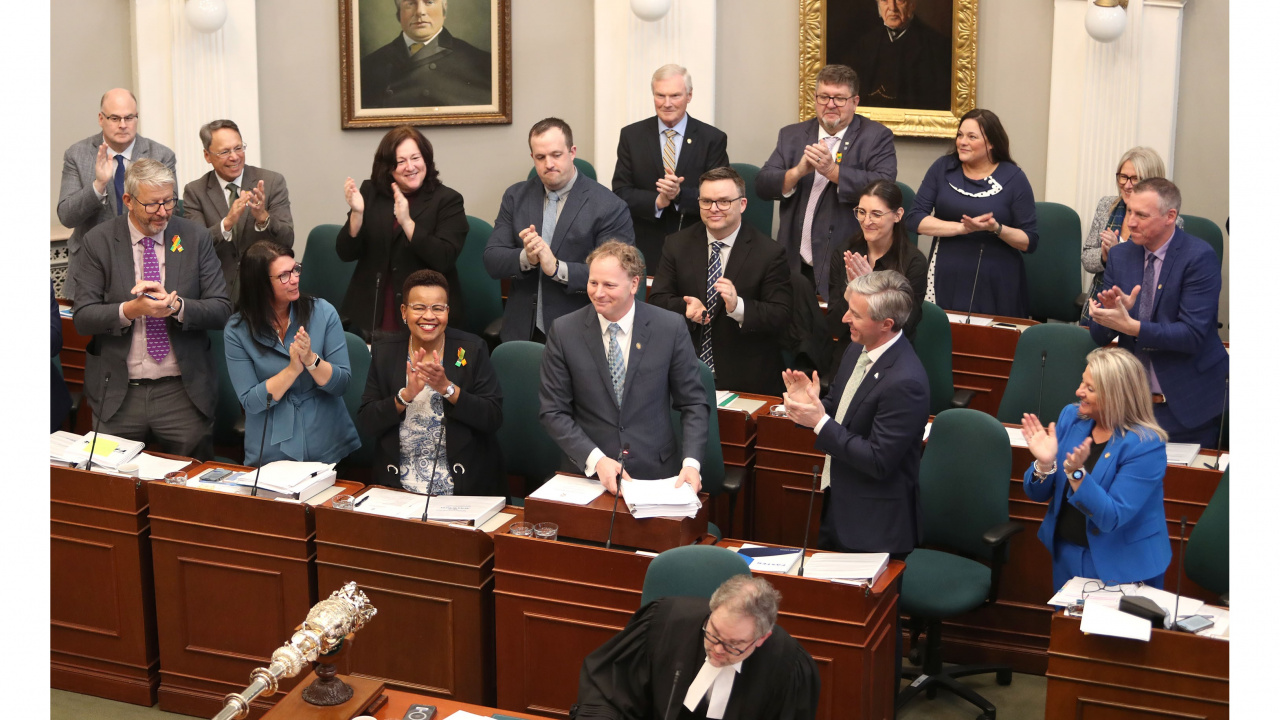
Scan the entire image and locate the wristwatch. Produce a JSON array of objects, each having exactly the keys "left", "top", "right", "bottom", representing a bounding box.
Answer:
[
  {"left": 1070, "top": 468, "right": 1085, "bottom": 481},
  {"left": 307, "top": 353, "right": 321, "bottom": 370},
  {"left": 443, "top": 384, "right": 457, "bottom": 399}
]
